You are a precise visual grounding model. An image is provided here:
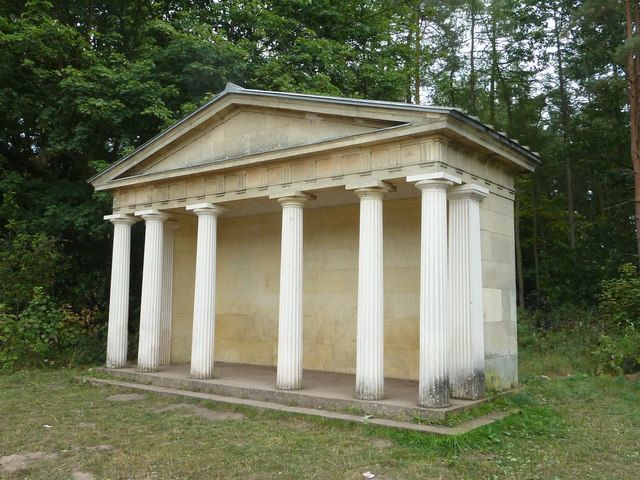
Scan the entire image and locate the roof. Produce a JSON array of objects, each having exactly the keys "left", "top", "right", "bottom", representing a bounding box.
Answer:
[{"left": 89, "top": 83, "right": 540, "bottom": 188}]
